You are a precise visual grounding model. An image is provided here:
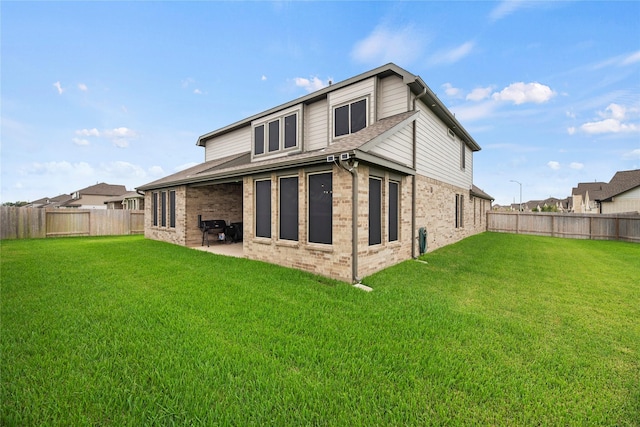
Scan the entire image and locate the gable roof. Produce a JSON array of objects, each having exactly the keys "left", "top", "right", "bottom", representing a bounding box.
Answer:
[
  {"left": 471, "top": 185, "right": 493, "bottom": 201},
  {"left": 72, "top": 182, "right": 128, "bottom": 197},
  {"left": 138, "top": 110, "right": 419, "bottom": 191},
  {"left": 103, "top": 191, "right": 144, "bottom": 204},
  {"left": 571, "top": 182, "right": 607, "bottom": 200},
  {"left": 196, "top": 63, "right": 480, "bottom": 152},
  {"left": 596, "top": 169, "right": 640, "bottom": 201}
]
